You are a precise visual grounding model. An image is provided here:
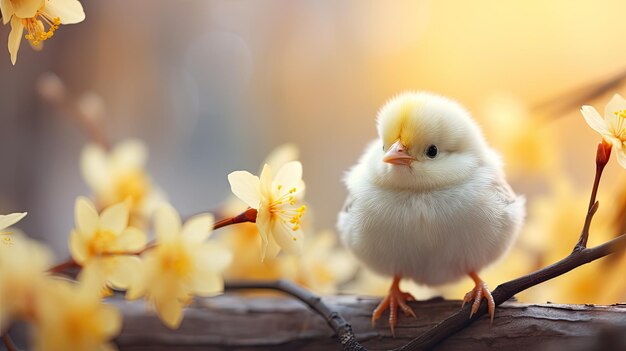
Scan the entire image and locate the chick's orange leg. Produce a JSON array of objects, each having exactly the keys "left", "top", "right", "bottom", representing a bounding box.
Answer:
[
  {"left": 462, "top": 271, "right": 495, "bottom": 323},
  {"left": 371, "top": 275, "right": 416, "bottom": 337}
]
